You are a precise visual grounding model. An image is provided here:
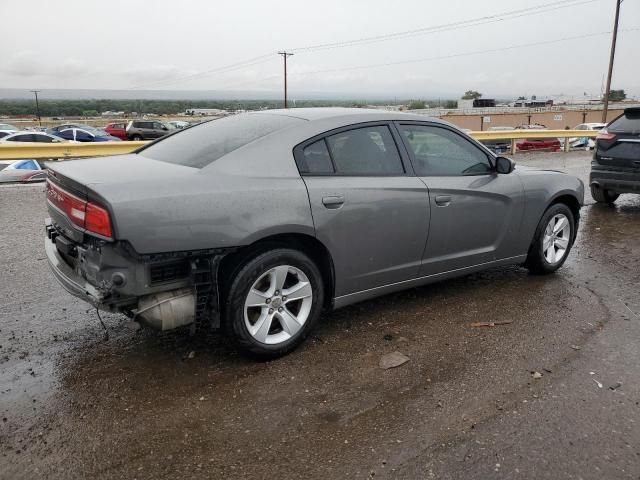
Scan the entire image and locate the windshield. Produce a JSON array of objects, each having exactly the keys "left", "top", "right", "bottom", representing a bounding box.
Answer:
[{"left": 138, "top": 113, "right": 303, "bottom": 168}]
